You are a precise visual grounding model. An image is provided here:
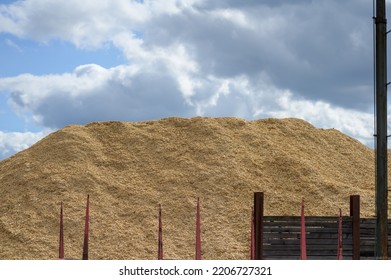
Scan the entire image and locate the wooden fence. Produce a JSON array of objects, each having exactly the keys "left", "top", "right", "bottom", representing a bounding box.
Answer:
[
  {"left": 253, "top": 192, "right": 391, "bottom": 260},
  {"left": 263, "top": 216, "right": 355, "bottom": 260}
]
